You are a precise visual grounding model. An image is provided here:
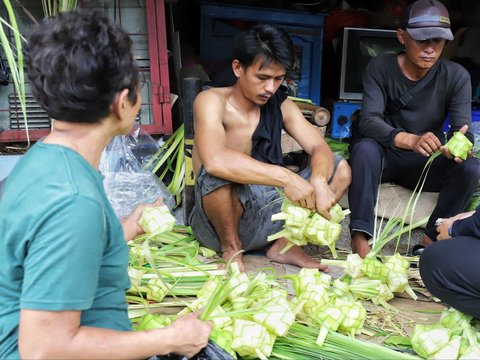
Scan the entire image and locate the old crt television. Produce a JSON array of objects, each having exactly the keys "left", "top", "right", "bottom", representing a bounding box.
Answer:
[{"left": 339, "top": 27, "right": 404, "bottom": 101}]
